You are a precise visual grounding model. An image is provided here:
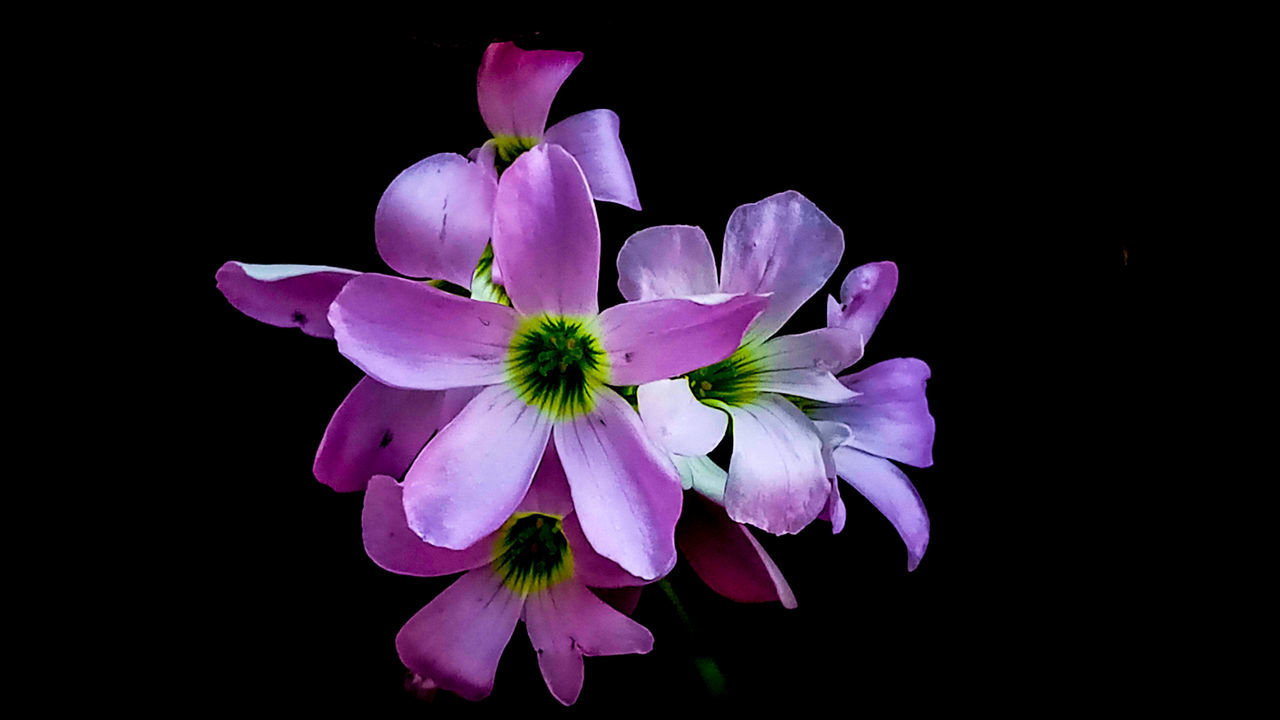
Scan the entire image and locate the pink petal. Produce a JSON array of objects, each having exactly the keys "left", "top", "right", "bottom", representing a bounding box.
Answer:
[
  {"left": 599, "top": 294, "right": 768, "bottom": 386},
  {"left": 515, "top": 442, "right": 575, "bottom": 517},
  {"left": 544, "top": 110, "right": 640, "bottom": 210},
  {"left": 403, "top": 385, "right": 553, "bottom": 550},
  {"left": 719, "top": 191, "right": 844, "bottom": 343},
  {"left": 313, "top": 378, "right": 479, "bottom": 492},
  {"left": 722, "top": 394, "right": 831, "bottom": 535},
  {"left": 554, "top": 388, "right": 682, "bottom": 581},
  {"left": 831, "top": 446, "right": 930, "bottom": 571},
  {"left": 329, "top": 274, "right": 518, "bottom": 390},
  {"left": 492, "top": 144, "right": 599, "bottom": 316},
  {"left": 562, "top": 513, "right": 646, "bottom": 589},
  {"left": 636, "top": 379, "right": 728, "bottom": 457},
  {"left": 362, "top": 475, "right": 495, "bottom": 577},
  {"left": 373, "top": 152, "right": 497, "bottom": 286},
  {"left": 615, "top": 225, "right": 719, "bottom": 302},
  {"left": 751, "top": 329, "right": 861, "bottom": 402},
  {"left": 812, "top": 358, "right": 935, "bottom": 468},
  {"left": 395, "top": 567, "right": 523, "bottom": 701},
  {"left": 826, "top": 261, "right": 899, "bottom": 368},
  {"left": 524, "top": 579, "right": 653, "bottom": 706},
  {"left": 677, "top": 493, "right": 796, "bottom": 607},
  {"left": 215, "top": 261, "right": 359, "bottom": 339},
  {"left": 477, "top": 41, "right": 582, "bottom": 139},
  {"left": 591, "top": 587, "right": 642, "bottom": 616}
]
